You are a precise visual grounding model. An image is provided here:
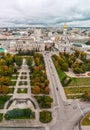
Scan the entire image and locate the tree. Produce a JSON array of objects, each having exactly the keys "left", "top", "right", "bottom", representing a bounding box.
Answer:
[
  {"left": 44, "top": 87, "right": 50, "bottom": 94},
  {"left": 3, "top": 65, "right": 8, "bottom": 76},
  {"left": 68, "top": 59, "right": 73, "bottom": 68},
  {"left": 82, "top": 92, "right": 90, "bottom": 101},
  {"left": 0, "top": 67, "right": 4, "bottom": 76},
  {"left": 86, "top": 63, "right": 90, "bottom": 71},
  {"left": 6, "top": 57, "right": 14, "bottom": 66},
  {"left": 8, "top": 67, "right": 13, "bottom": 76},
  {"left": 44, "top": 80, "right": 49, "bottom": 87},
  {"left": 61, "top": 62, "right": 69, "bottom": 71},
  {"left": 73, "top": 67, "right": 83, "bottom": 74},
  {"left": 0, "top": 77, "right": 10, "bottom": 86},
  {"left": 74, "top": 50, "right": 80, "bottom": 58},
  {"left": 32, "top": 86, "right": 40, "bottom": 94},
  {"left": 80, "top": 52, "right": 86, "bottom": 61},
  {"left": 0, "top": 59, "right": 6, "bottom": 66},
  {"left": 15, "top": 56, "right": 23, "bottom": 67},
  {"left": 58, "top": 57, "right": 65, "bottom": 66},
  {"left": 0, "top": 86, "right": 9, "bottom": 94},
  {"left": 26, "top": 57, "right": 33, "bottom": 67}
]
